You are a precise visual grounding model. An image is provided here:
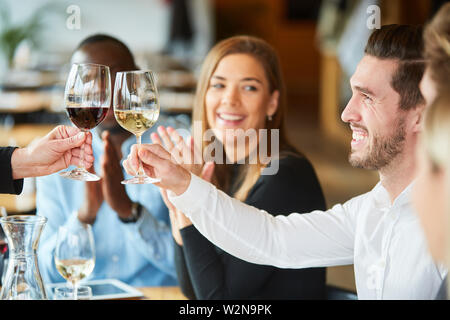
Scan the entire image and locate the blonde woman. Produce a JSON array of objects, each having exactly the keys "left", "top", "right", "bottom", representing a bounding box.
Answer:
[
  {"left": 413, "top": 93, "right": 450, "bottom": 300},
  {"left": 152, "top": 36, "right": 328, "bottom": 299},
  {"left": 413, "top": 3, "right": 450, "bottom": 300}
]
